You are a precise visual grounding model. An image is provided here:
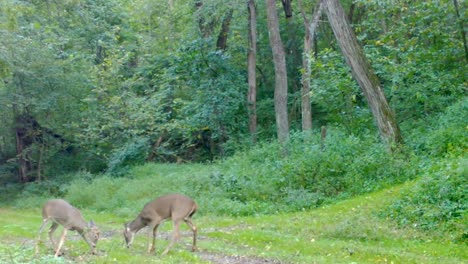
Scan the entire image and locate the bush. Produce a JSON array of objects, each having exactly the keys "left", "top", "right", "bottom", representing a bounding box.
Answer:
[
  {"left": 4, "top": 124, "right": 420, "bottom": 218},
  {"left": 0, "top": 184, "right": 22, "bottom": 206},
  {"left": 60, "top": 163, "right": 227, "bottom": 216},
  {"left": 382, "top": 157, "right": 467, "bottom": 242},
  {"left": 425, "top": 99, "right": 468, "bottom": 157},
  {"left": 405, "top": 98, "right": 468, "bottom": 157},
  {"left": 10, "top": 180, "right": 70, "bottom": 209},
  {"left": 106, "top": 137, "right": 151, "bottom": 176},
  {"left": 212, "top": 128, "right": 418, "bottom": 215}
]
